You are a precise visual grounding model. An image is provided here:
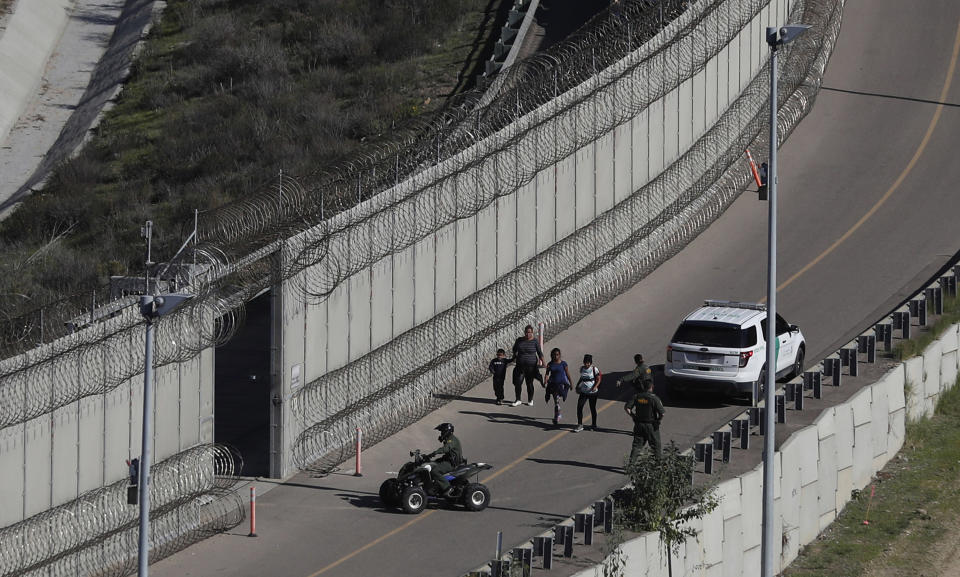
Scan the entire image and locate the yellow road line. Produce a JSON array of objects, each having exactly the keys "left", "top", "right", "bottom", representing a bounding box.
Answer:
[
  {"left": 306, "top": 511, "right": 436, "bottom": 577},
  {"left": 307, "top": 20, "right": 960, "bottom": 577},
  {"left": 776, "top": 19, "right": 960, "bottom": 294}
]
